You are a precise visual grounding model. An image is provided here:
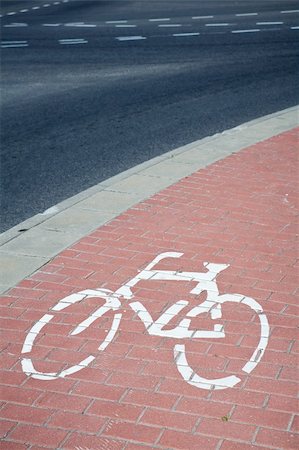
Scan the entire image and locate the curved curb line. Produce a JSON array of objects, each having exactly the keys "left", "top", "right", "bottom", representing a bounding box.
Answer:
[{"left": 0, "top": 105, "right": 298, "bottom": 293}]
